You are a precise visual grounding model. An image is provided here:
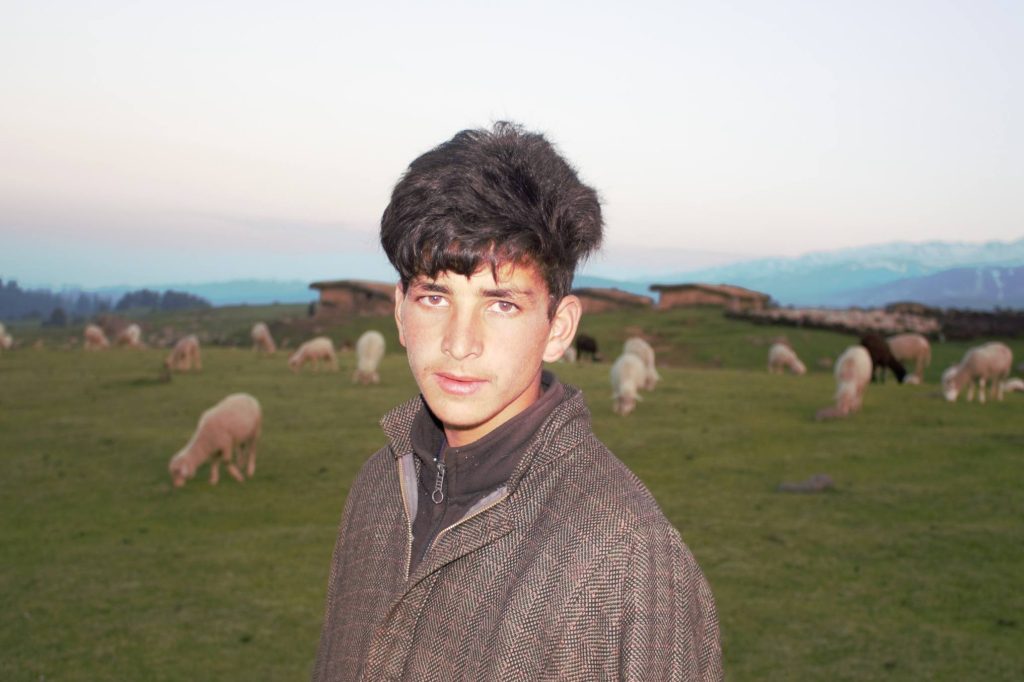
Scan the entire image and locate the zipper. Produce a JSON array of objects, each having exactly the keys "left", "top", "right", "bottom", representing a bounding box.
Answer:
[
  {"left": 431, "top": 462, "right": 446, "bottom": 504},
  {"left": 422, "top": 488, "right": 509, "bottom": 560},
  {"left": 396, "top": 457, "right": 415, "bottom": 580}
]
